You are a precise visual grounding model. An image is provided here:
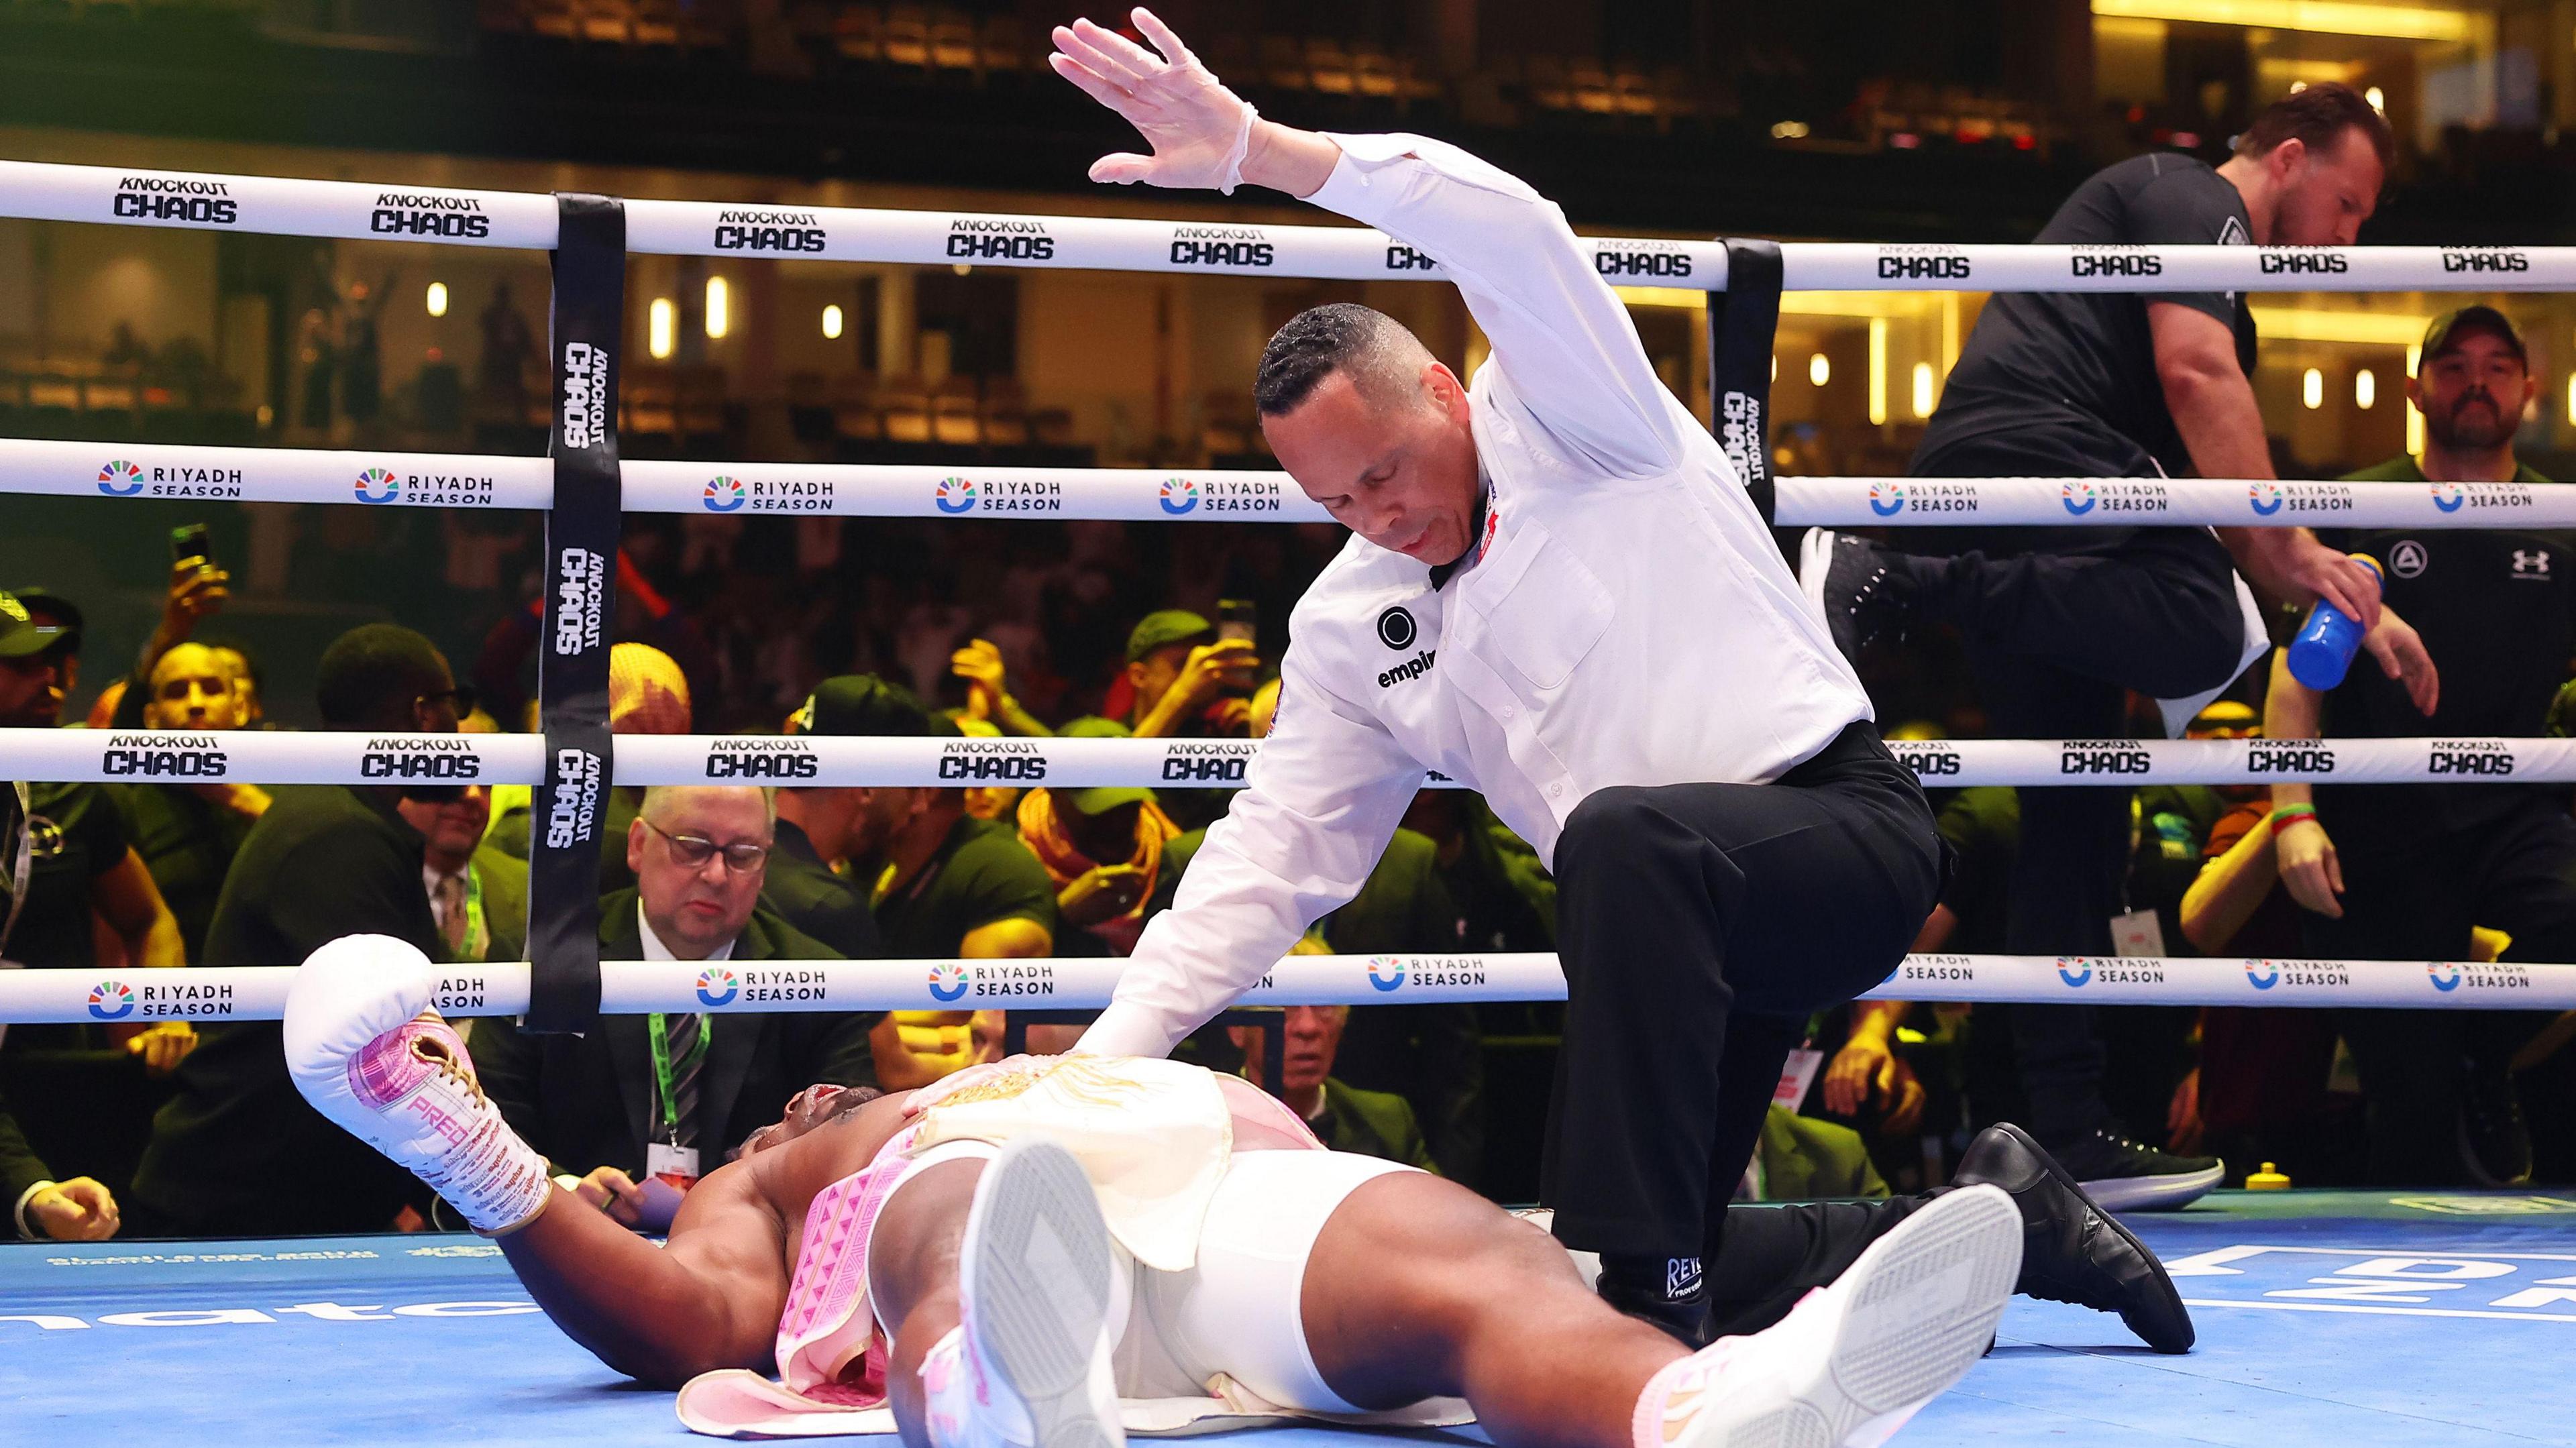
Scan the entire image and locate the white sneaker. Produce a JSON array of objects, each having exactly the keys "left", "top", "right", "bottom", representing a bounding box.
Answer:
[
  {"left": 954, "top": 1138, "right": 1125, "bottom": 1448},
  {"left": 1656, "top": 1184, "right": 2022, "bottom": 1448}
]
